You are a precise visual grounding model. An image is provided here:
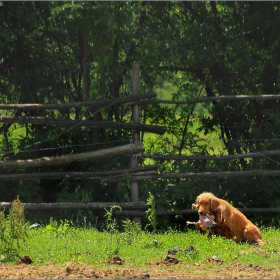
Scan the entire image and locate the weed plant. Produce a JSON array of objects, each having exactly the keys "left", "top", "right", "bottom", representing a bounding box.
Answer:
[{"left": 0, "top": 196, "right": 28, "bottom": 262}]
